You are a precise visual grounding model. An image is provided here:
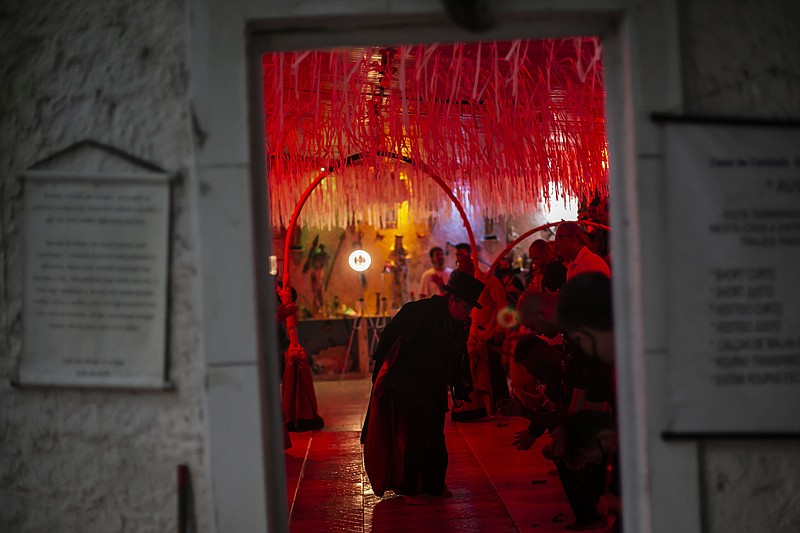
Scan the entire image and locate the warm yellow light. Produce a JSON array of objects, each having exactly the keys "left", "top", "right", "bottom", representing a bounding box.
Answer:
[
  {"left": 397, "top": 200, "right": 411, "bottom": 228},
  {"left": 348, "top": 250, "right": 372, "bottom": 272}
]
